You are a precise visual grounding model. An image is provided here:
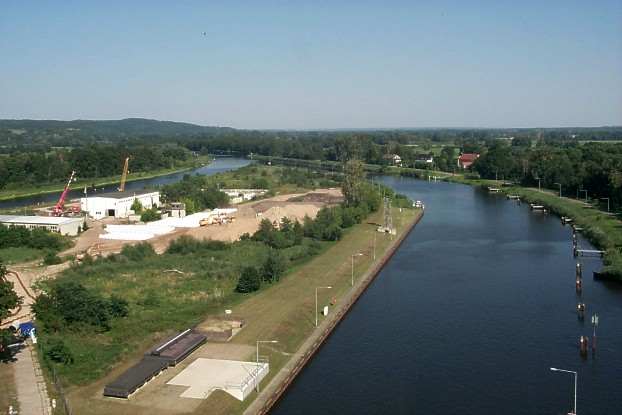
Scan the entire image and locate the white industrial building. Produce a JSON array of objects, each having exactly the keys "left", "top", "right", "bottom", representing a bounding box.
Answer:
[
  {"left": 221, "top": 189, "right": 268, "bottom": 204},
  {"left": 0, "top": 215, "right": 85, "bottom": 236},
  {"left": 81, "top": 190, "right": 160, "bottom": 220}
]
